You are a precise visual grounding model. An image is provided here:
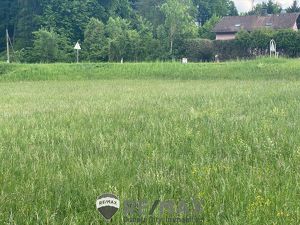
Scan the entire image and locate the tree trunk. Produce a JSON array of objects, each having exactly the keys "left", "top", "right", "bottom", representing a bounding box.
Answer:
[{"left": 170, "top": 39, "right": 173, "bottom": 55}]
